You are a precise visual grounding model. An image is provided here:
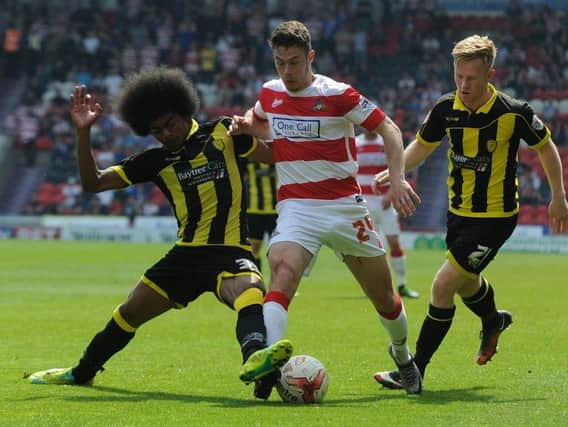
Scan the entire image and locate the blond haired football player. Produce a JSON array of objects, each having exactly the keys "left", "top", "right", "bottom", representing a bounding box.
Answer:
[{"left": 374, "top": 35, "right": 568, "bottom": 390}]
